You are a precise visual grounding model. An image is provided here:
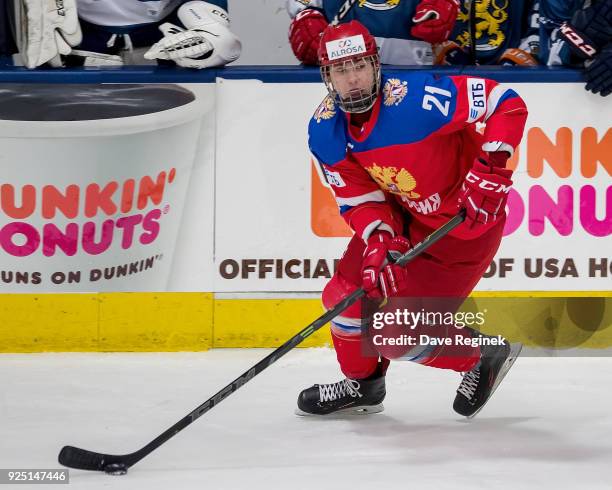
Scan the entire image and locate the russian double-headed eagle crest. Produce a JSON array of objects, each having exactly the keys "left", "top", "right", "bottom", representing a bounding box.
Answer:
[
  {"left": 383, "top": 78, "right": 408, "bottom": 106},
  {"left": 313, "top": 96, "right": 336, "bottom": 123},
  {"left": 366, "top": 163, "right": 420, "bottom": 198}
]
